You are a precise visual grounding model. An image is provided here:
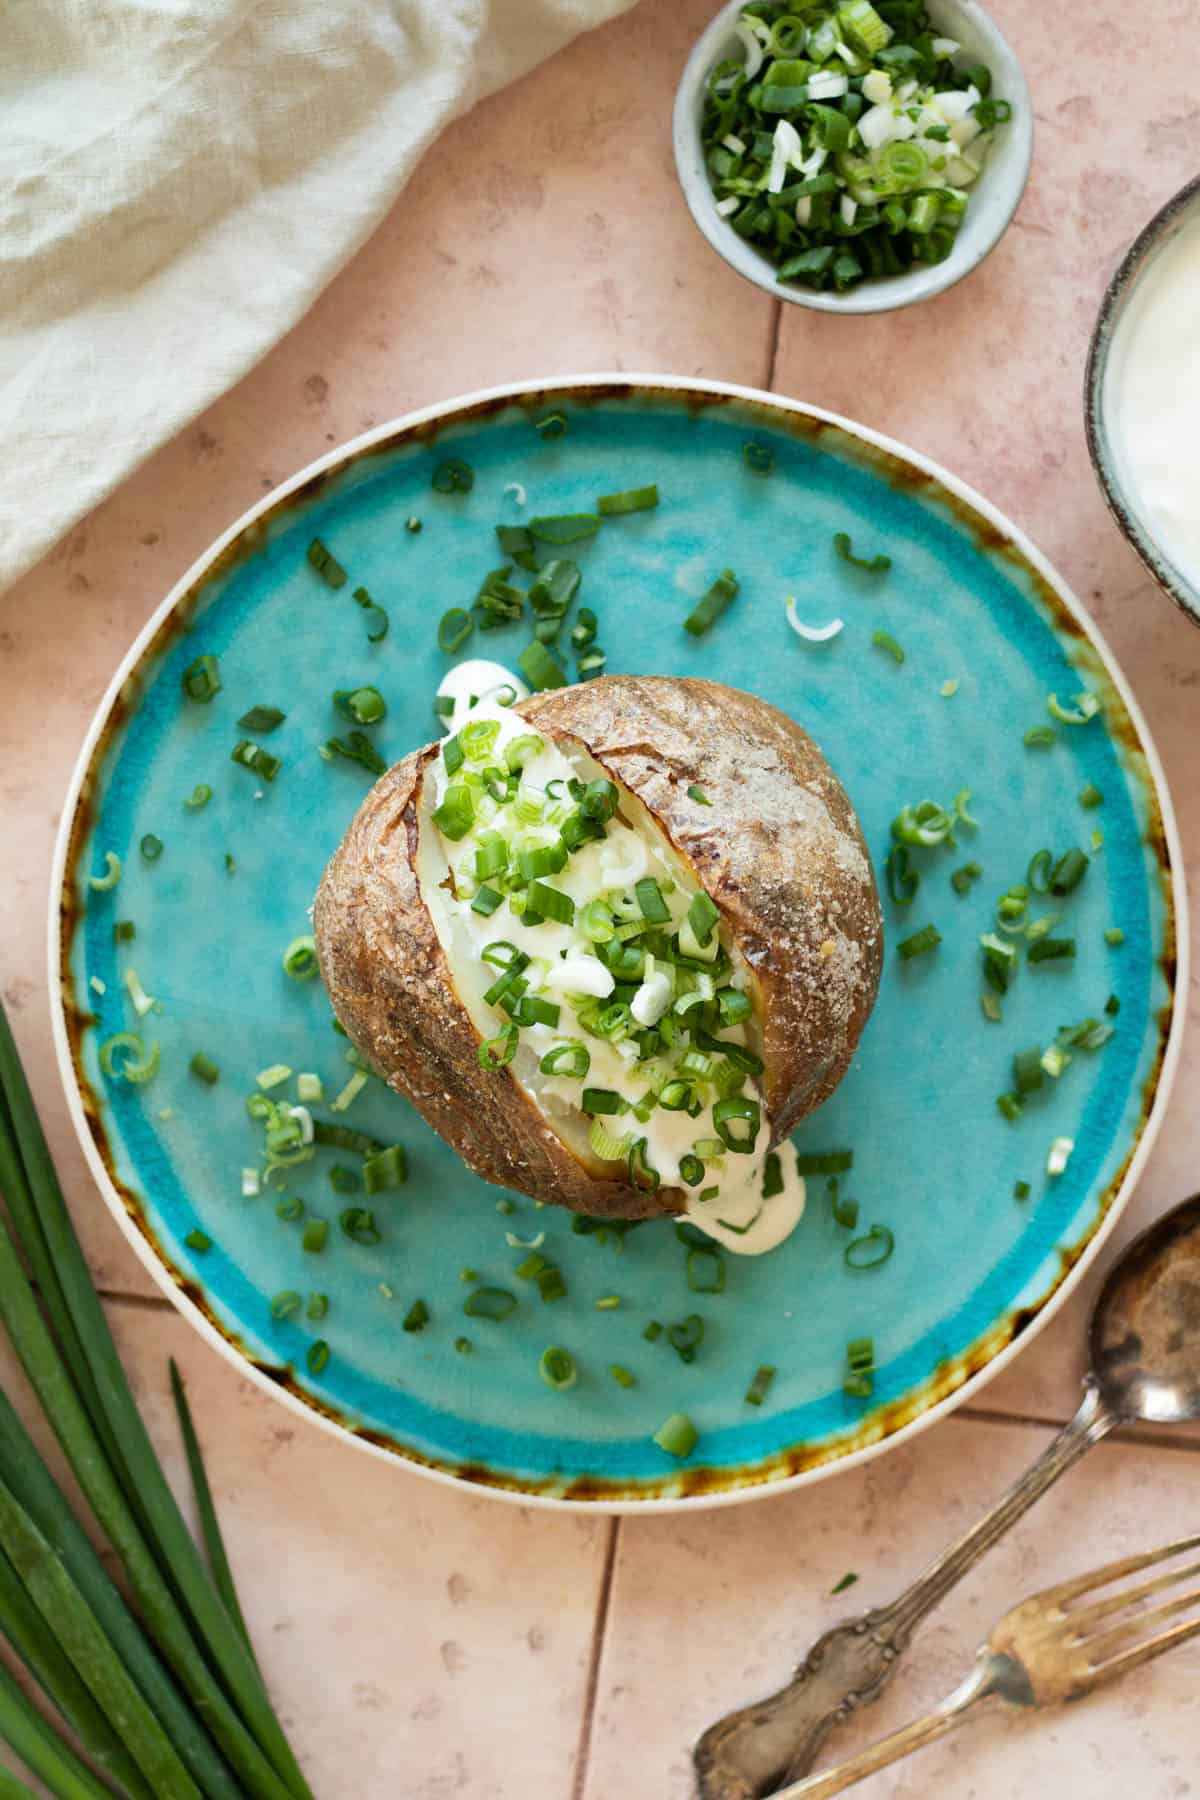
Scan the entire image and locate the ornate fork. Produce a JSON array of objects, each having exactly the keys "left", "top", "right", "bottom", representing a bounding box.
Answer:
[{"left": 769, "top": 1534, "right": 1200, "bottom": 1798}]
